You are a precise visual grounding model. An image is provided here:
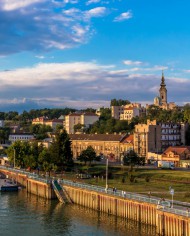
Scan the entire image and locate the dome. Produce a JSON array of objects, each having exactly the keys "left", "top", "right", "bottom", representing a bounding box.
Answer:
[{"left": 154, "top": 96, "right": 161, "bottom": 106}]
